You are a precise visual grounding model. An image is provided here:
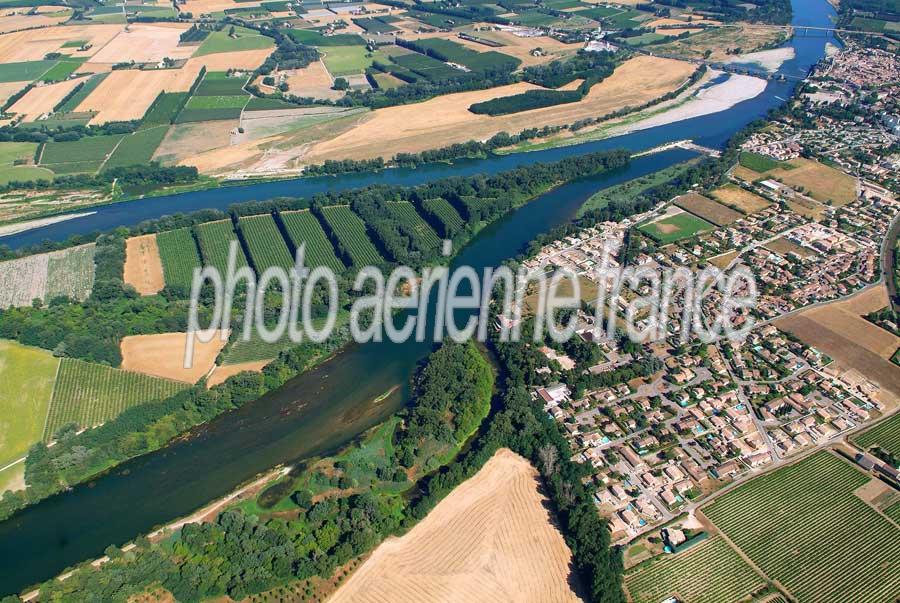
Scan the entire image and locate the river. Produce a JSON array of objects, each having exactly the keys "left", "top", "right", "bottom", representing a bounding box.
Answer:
[{"left": 0, "top": 0, "right": 836, "bottom": 594}]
